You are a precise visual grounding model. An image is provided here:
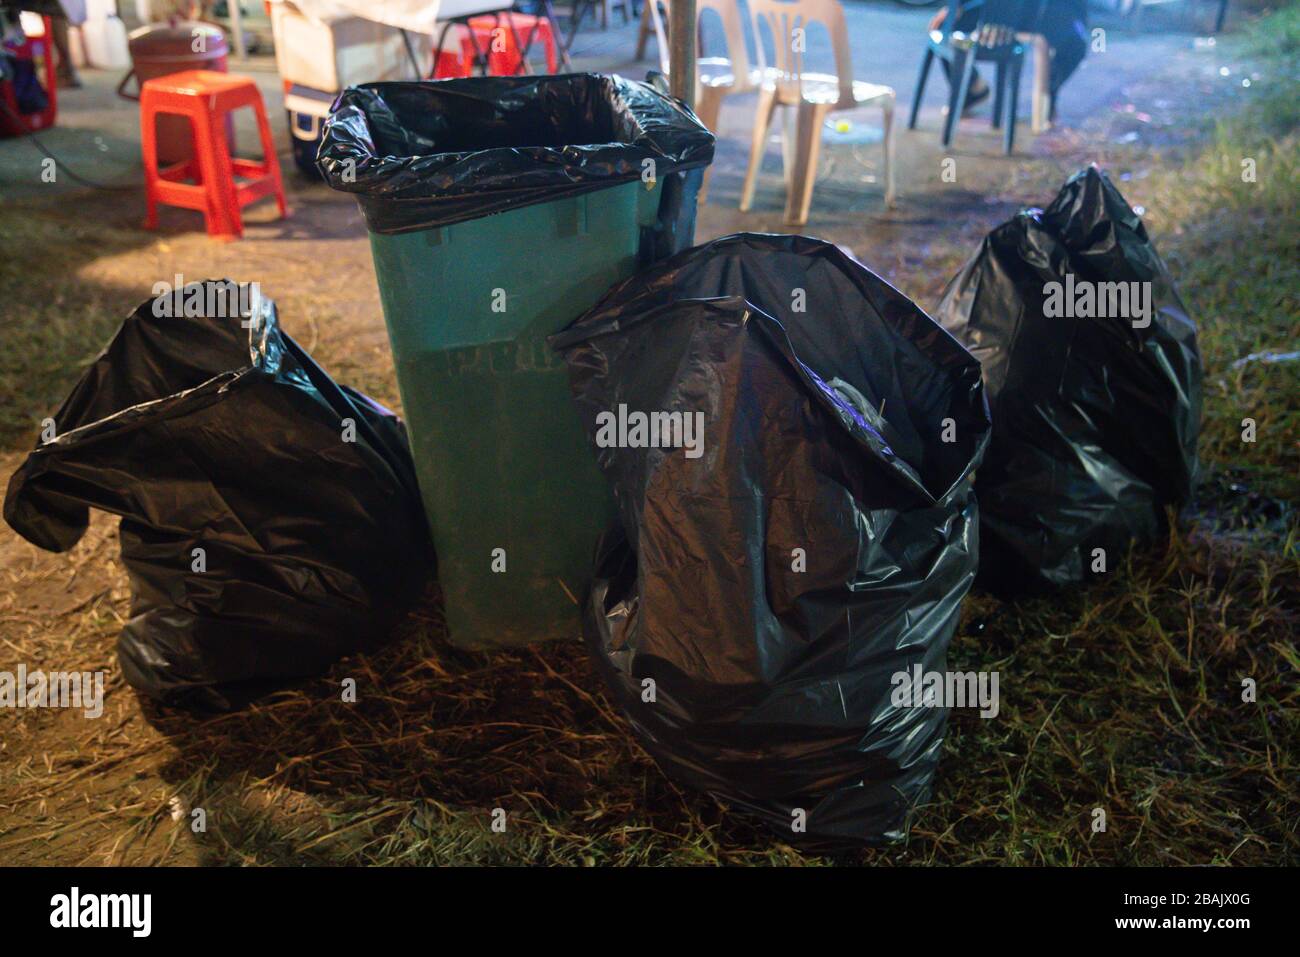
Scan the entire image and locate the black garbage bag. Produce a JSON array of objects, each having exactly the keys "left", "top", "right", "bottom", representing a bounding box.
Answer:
[
  {"left": 317, "top": 73, "right": 714, "bottom": 246},
  {"left": 3, "top": 282, "right": 432, "bottom": 711},
  {"left": 935, "top": 166, "right": 1202, "bottom": 592},
  {"left": 552, "top": 234, "right": 991, "bottom": 846}
]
